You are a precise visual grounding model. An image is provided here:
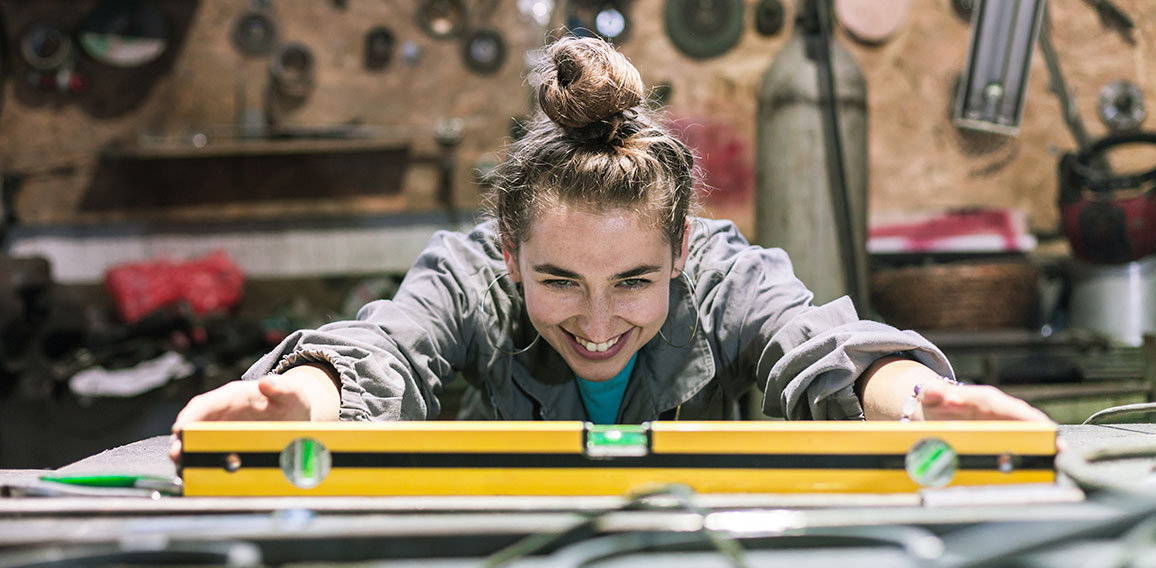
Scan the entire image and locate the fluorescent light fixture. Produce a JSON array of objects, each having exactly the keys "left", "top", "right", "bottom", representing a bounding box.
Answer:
[{"left": 954, "top": 0, "right": 1048, "bottom": 136}]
